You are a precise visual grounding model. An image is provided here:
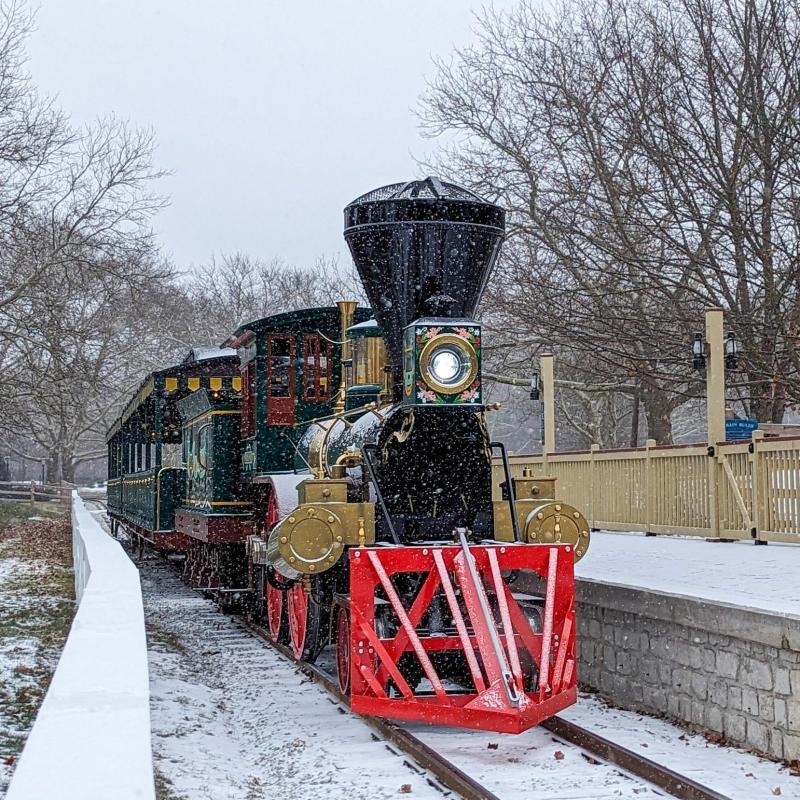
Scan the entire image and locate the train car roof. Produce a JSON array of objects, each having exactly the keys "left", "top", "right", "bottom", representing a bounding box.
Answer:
[
  {"left": 225, "top": 305, "right": 371, "bottom": 346},
  {"left": 106, "top": 349, "right": 240, "bottom": 443},
  {"left": 347, "top": 318, "right": 382, "bottom": 338}
]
